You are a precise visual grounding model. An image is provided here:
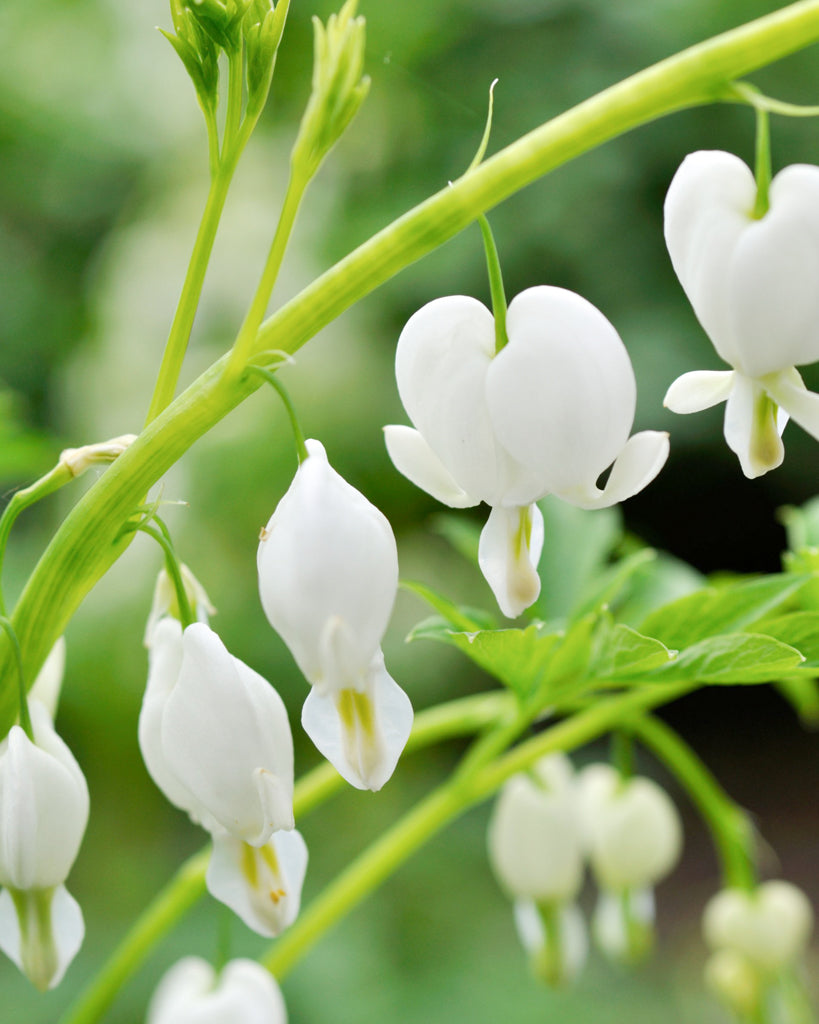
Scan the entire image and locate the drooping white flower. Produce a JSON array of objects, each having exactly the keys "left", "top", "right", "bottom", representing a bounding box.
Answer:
[
  {"left": 664, "top": 150, "right": 819, "bottom": 478},
  {"left": 147, "top": 956, "right": 287, "bottom": 1024},
  {"left": 206, "top": 828, "right": 308, "bottom": 938},
  {"left": 0, "top": 700, "right": 89, "bottom": 990},
  {"left": 578, "top": 763, "right": 682, "bottom": 891},
  {"left": 385, "top": 286, "right": 668, "bottom": 617},
  {"left": 138, "top": 620, "right": 294, "bottom": 844},
  {"left": 578, "top": 763, "right": 681, "bottom": 964},
  {"left": 703, "top": 880, "right": 814, "bottom": 972},
  {"left": 487, "top": 755, "right": 588, "bottom": 986},
  {"left": 258, "top": 439, "right": 412, "bottom": 792}
]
